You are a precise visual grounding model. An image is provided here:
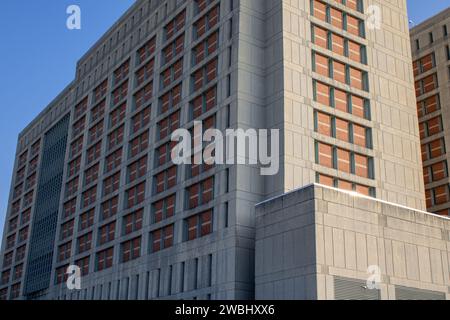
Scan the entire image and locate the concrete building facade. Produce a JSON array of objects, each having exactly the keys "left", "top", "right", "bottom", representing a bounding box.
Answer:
[
  {"left": 410, "top": 8, "right": 450, "bottom": 216},
  {"left": 255, "top": 184, "right": 450, "bottom": 300},
  {"left": 0, "top": 0, "right": 439, "bottom": 300}
]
